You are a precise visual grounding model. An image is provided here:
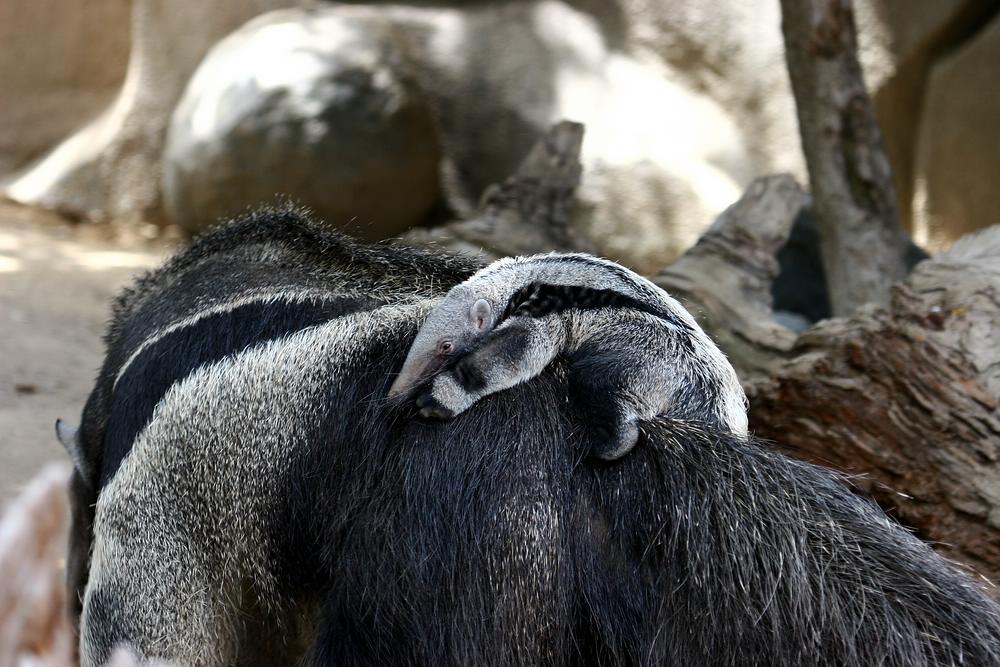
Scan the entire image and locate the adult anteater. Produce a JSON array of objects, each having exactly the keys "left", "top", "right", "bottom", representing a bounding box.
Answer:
[{"left": 60, "top": 208, "right": 1000, "bottom": 666}]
